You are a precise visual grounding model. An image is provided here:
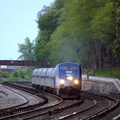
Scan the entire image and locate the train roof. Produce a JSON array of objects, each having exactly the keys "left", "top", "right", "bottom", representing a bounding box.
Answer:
[{"left": 56, "top": 62, "right": 80, "bottom": 66}]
